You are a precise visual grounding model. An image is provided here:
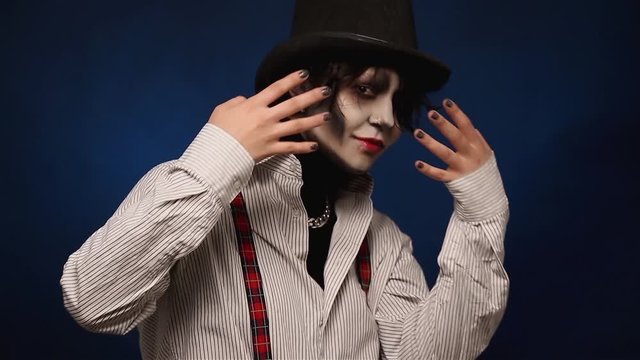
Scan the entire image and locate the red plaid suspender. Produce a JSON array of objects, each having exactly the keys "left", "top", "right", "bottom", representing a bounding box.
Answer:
[
  {"left": 231, "top": 193, "right": 273, "bottom": 360},
  {"left": 230, "top": 193, "right": 371, "bottom": 360},
  {"left": 356, "top": 238, "right": 371, "bottom": 294}
]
